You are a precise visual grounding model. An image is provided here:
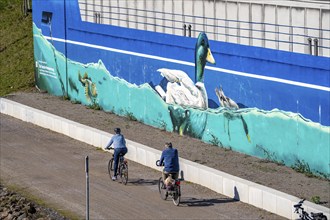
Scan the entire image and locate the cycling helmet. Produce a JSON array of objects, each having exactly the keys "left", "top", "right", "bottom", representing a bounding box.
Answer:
[
  {"left": 114, "top": 128, "right": 121, "bottom": 134},
  {"left": 165, "top": 142, "right": 172, "bottom": 148}
]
